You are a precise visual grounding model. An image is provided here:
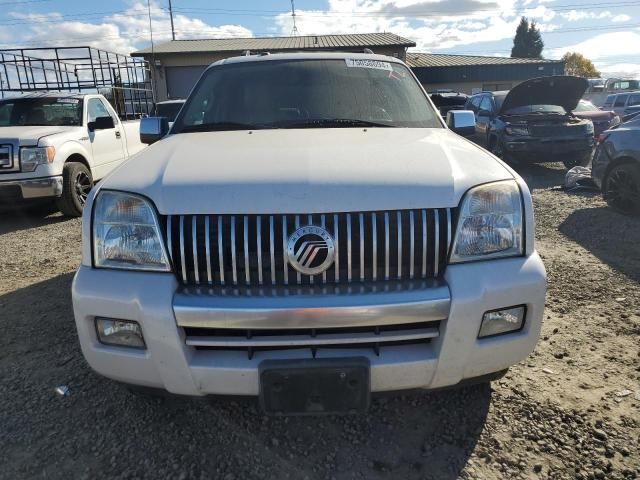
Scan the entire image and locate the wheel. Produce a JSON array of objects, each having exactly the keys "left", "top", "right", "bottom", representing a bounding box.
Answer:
[
  {"left": 563, "top": 151, "right": 592, "bottom": 170},
  {"left": 55, "top": 162, "right": 93, "bottom": 217},
  {"left": 603, "top": 162, "right": 640, "bottom": 216}
]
